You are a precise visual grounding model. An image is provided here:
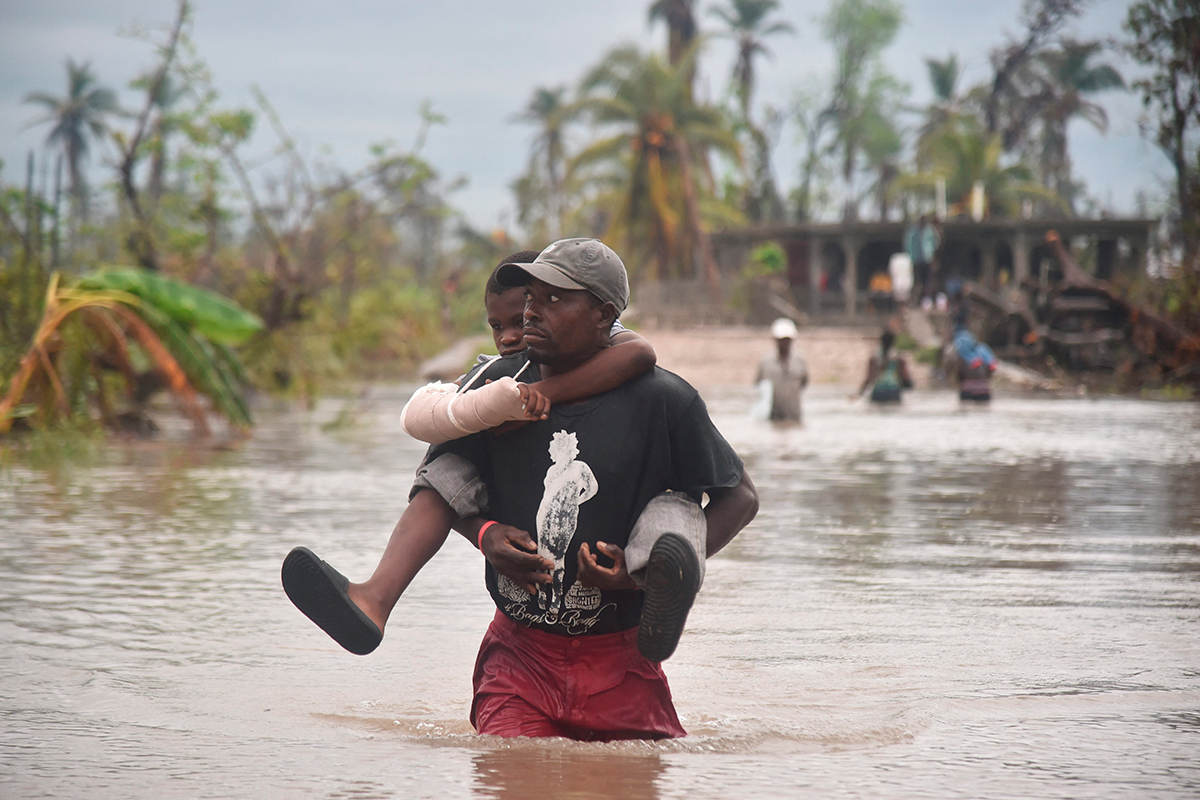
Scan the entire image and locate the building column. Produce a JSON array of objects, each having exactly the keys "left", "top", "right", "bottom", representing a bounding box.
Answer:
[
  {"left": 1013, "top": 228, "right": 1030, "bottom": 284},
  {"left": 843, "top": 235, "right": 859, "bottom": 317},
  {"left": 808, "top": 236, "right": 821, "bottom": 316},
  {"left": 981, "top": 238, "right": 997, "bottom": 286},
  {"left": 1097, "top": 239, "right": 1117, "bottom": 281},
  {"left": 1134, "top": 225, "right": 1153, "bottom": 276}
]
